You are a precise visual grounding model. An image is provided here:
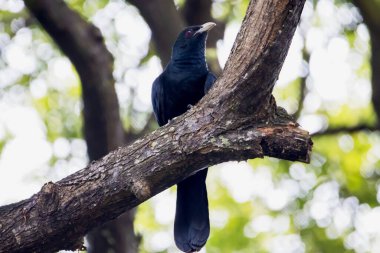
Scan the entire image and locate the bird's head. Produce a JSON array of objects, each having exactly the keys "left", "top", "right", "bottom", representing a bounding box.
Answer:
[{"left": 172, "top": 22, "right": 216, "bottom": 61}]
